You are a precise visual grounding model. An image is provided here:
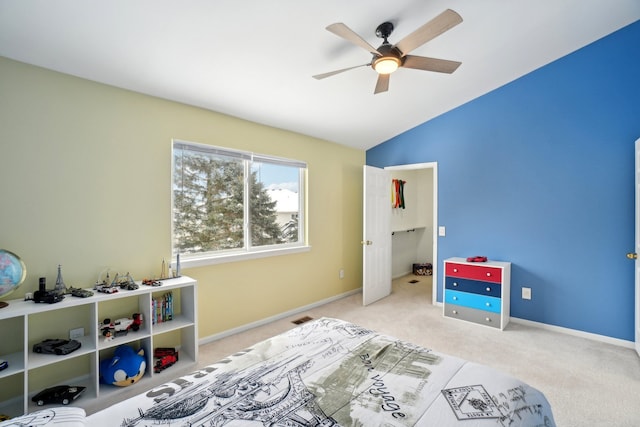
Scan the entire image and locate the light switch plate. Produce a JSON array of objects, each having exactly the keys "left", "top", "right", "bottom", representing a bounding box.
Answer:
[
  {"left": 438, "top": 226, "right": 446, "bottom": 236},
  {"left": 522, "top": 287, "right": 532, "bottom": 300}
]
